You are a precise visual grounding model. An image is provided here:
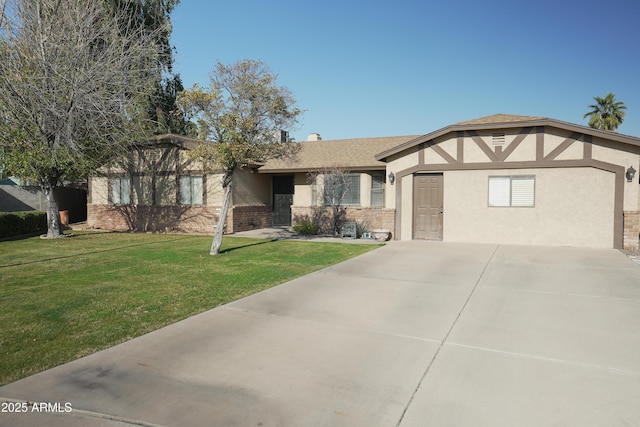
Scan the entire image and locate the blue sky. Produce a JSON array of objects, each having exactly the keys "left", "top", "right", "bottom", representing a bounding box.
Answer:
[{"left": 170, "top": 0, "right": 640, "bottom": 141}]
